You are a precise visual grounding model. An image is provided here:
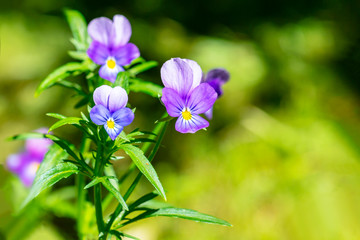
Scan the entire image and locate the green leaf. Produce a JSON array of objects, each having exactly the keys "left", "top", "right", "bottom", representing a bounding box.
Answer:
[
  {"left": 109, "top": 230, "right": 140, "bottom": 240},
  {"left": 101, "top": 178, "right": 128, "bottom": 211},
  {"left": 36, "top": 62, "right": 90, "bottom": 96},
  {"left": 46, "top": 113, "right": 67, "bottom": 120},
  {"left": 113, "top": 72, "right": 130, "bottom": 93},
  {"left": 55, "top": 80, "right": 85, "bottom": 95},
  {"left": 128, "top": 192, "right": 159, "bottom": 210},
  {"left": 129, "top": 78, "right": 163, "bottom": 97},
  {"left": 128, "top": 61, "right": 158, "bottom": 76},
  {"left": 64, "top": 9, "right": 88, "bottom": 51},
  {"left": 22, "top": 162, "right": 78, "bottom": 209},
  {"left": 7, "top": 132, "right": 47, "bottom": 141},
  {"left": 49, "top": 117, "right": 83, "bottom": 132},
  {"left": 119, "top": 144, "right": 166, "bottom": 201},
  {"left": 123, "top": 208, "right": 232, "bottom": 227}
]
